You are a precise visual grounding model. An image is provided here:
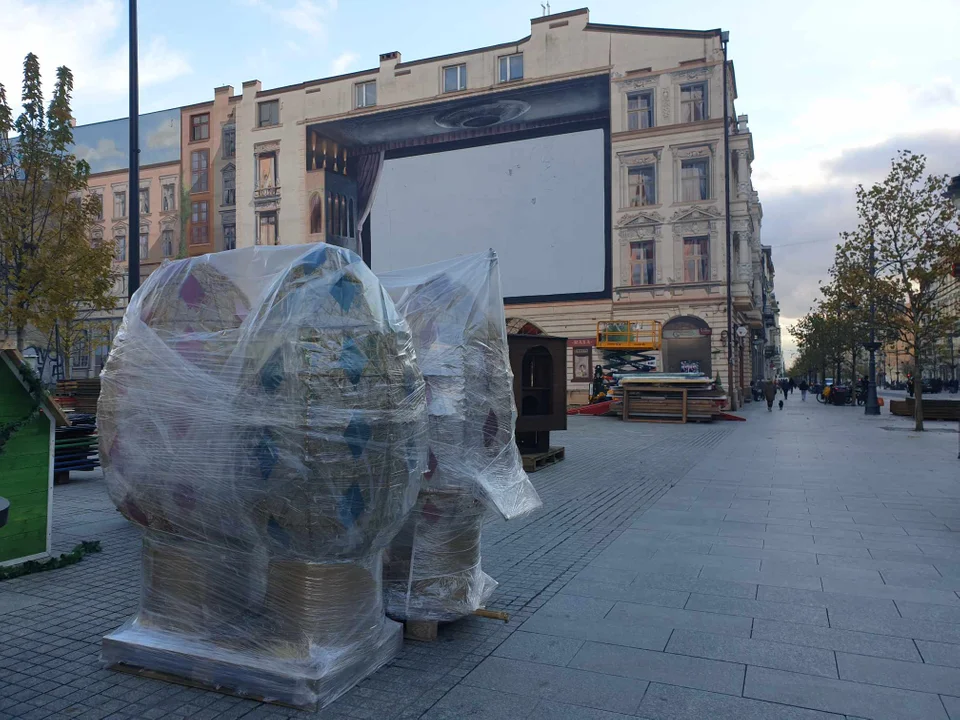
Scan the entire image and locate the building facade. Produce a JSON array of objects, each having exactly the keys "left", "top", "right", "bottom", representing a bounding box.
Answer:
[{"left": 65, "top": 9, "right": 780, "bottom": 404}]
